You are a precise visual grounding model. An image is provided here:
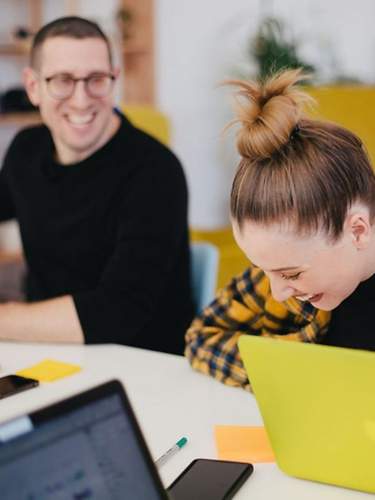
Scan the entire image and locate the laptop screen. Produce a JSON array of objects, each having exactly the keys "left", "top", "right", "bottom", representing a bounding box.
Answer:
[{"left": 0, "top": 381, "right": 166, "bottom": 500}]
